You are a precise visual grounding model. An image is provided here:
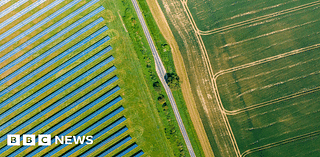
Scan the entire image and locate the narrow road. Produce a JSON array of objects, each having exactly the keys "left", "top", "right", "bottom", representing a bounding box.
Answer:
[{"left": 130, "top": 0, "right": 196, "bottom": 156}]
